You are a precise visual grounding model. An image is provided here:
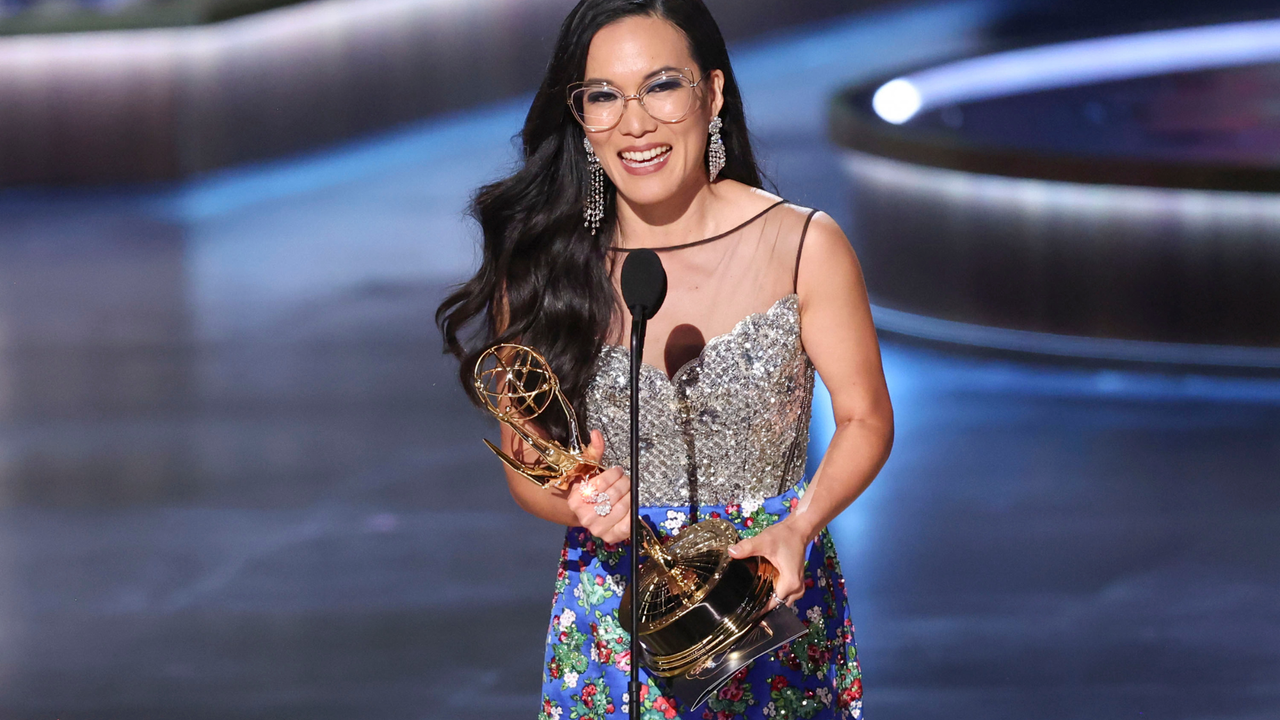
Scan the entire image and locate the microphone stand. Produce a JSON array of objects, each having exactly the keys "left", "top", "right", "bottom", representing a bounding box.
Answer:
[
  {"left": 620, "top": 247, "right": 664, "bottom": 720},
  {"left": 628, "top": 312, "right": 646, "bottom": 720}
]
